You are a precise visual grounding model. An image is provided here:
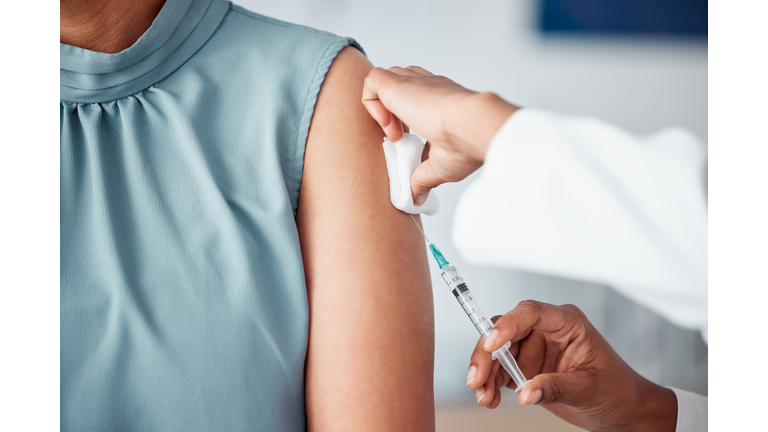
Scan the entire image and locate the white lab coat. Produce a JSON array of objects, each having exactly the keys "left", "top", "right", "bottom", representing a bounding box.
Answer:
[{"left": 453, "top": 108, "right": 707, "bottom": 431}]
